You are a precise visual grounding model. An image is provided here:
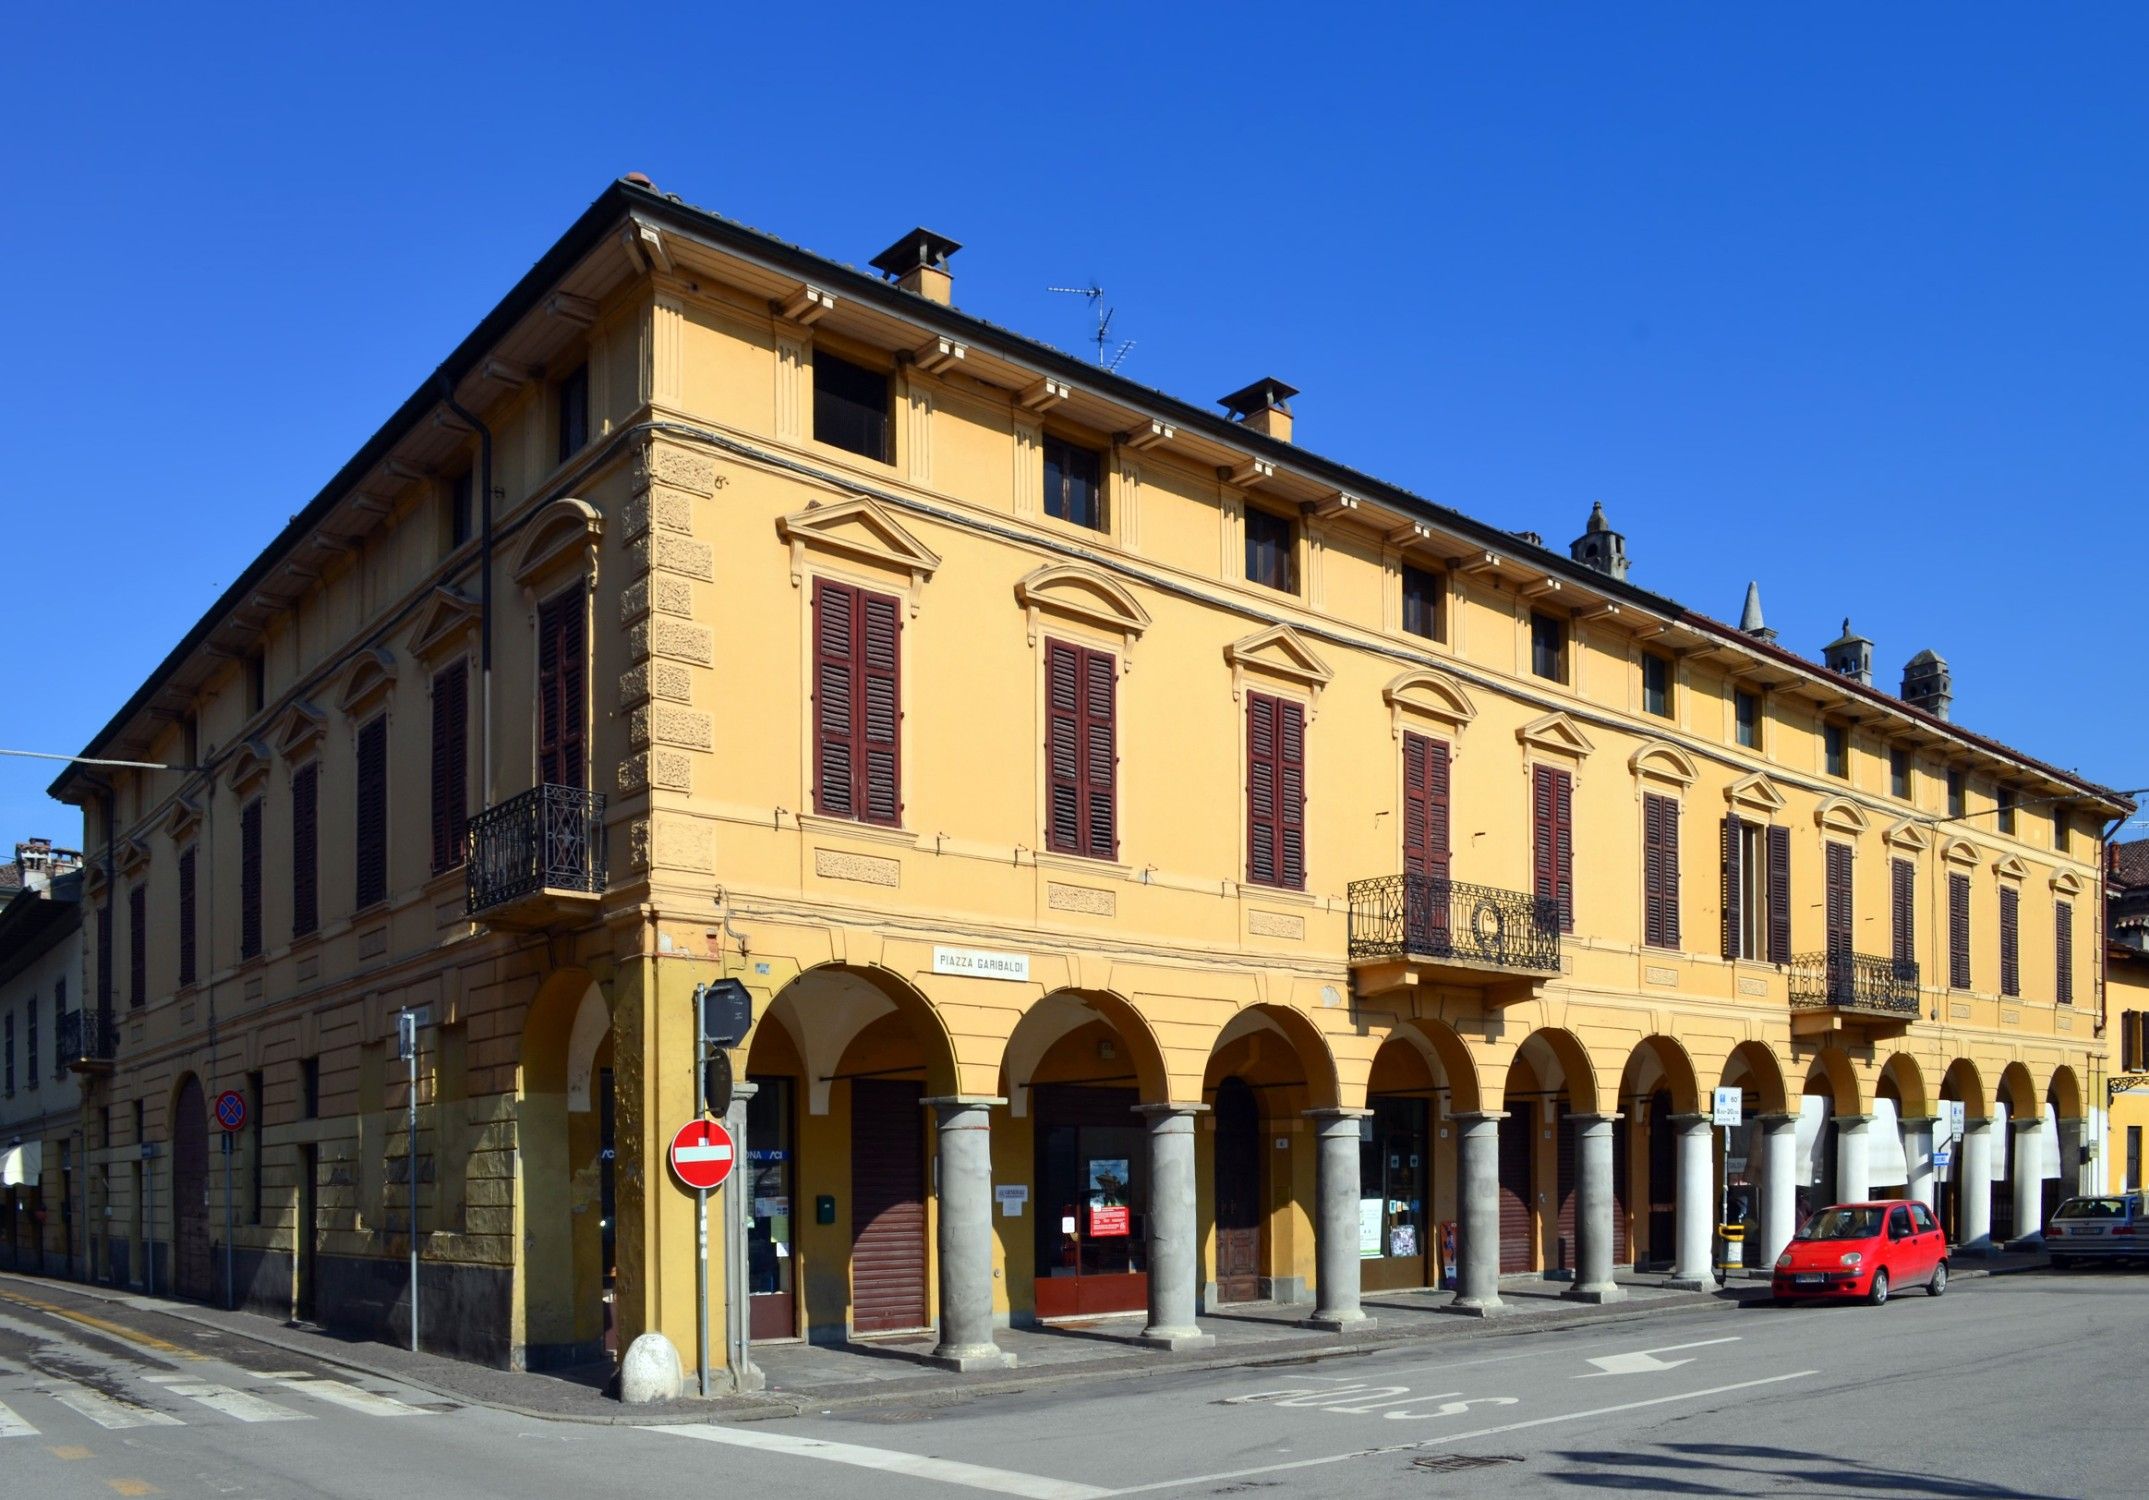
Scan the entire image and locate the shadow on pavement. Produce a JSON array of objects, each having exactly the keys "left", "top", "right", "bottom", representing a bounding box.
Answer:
[{"left": 1543, "top": 1441, "right": 2051, "bottom": 1497}]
